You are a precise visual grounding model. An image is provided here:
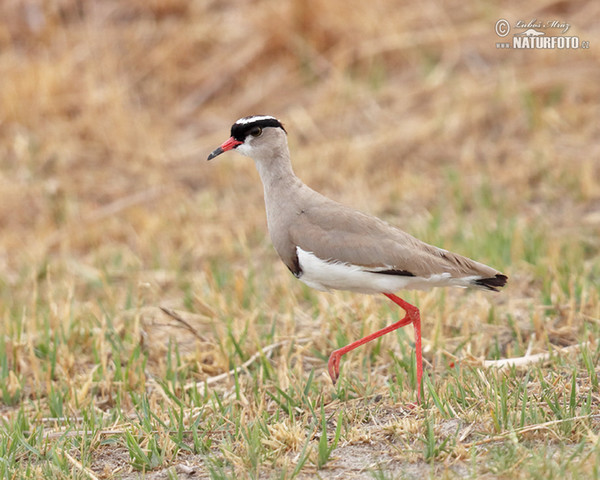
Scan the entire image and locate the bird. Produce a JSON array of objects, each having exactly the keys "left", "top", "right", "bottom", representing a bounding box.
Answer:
[{"left": 207, "top": 115, "right": 507, "bottom": 403}]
